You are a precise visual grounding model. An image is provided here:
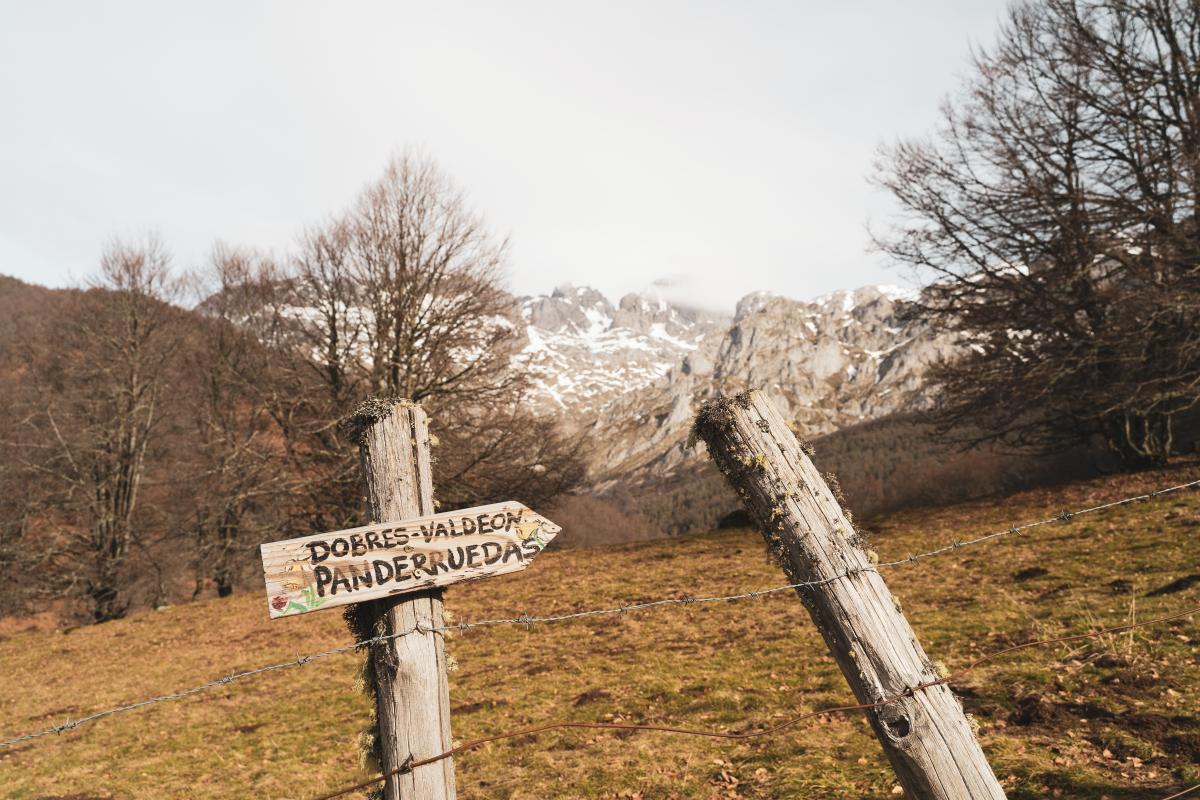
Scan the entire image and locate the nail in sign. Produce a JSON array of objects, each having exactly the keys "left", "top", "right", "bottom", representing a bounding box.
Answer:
[{"left": 260, "top": 501, "right": 560, "bottom": 618}]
